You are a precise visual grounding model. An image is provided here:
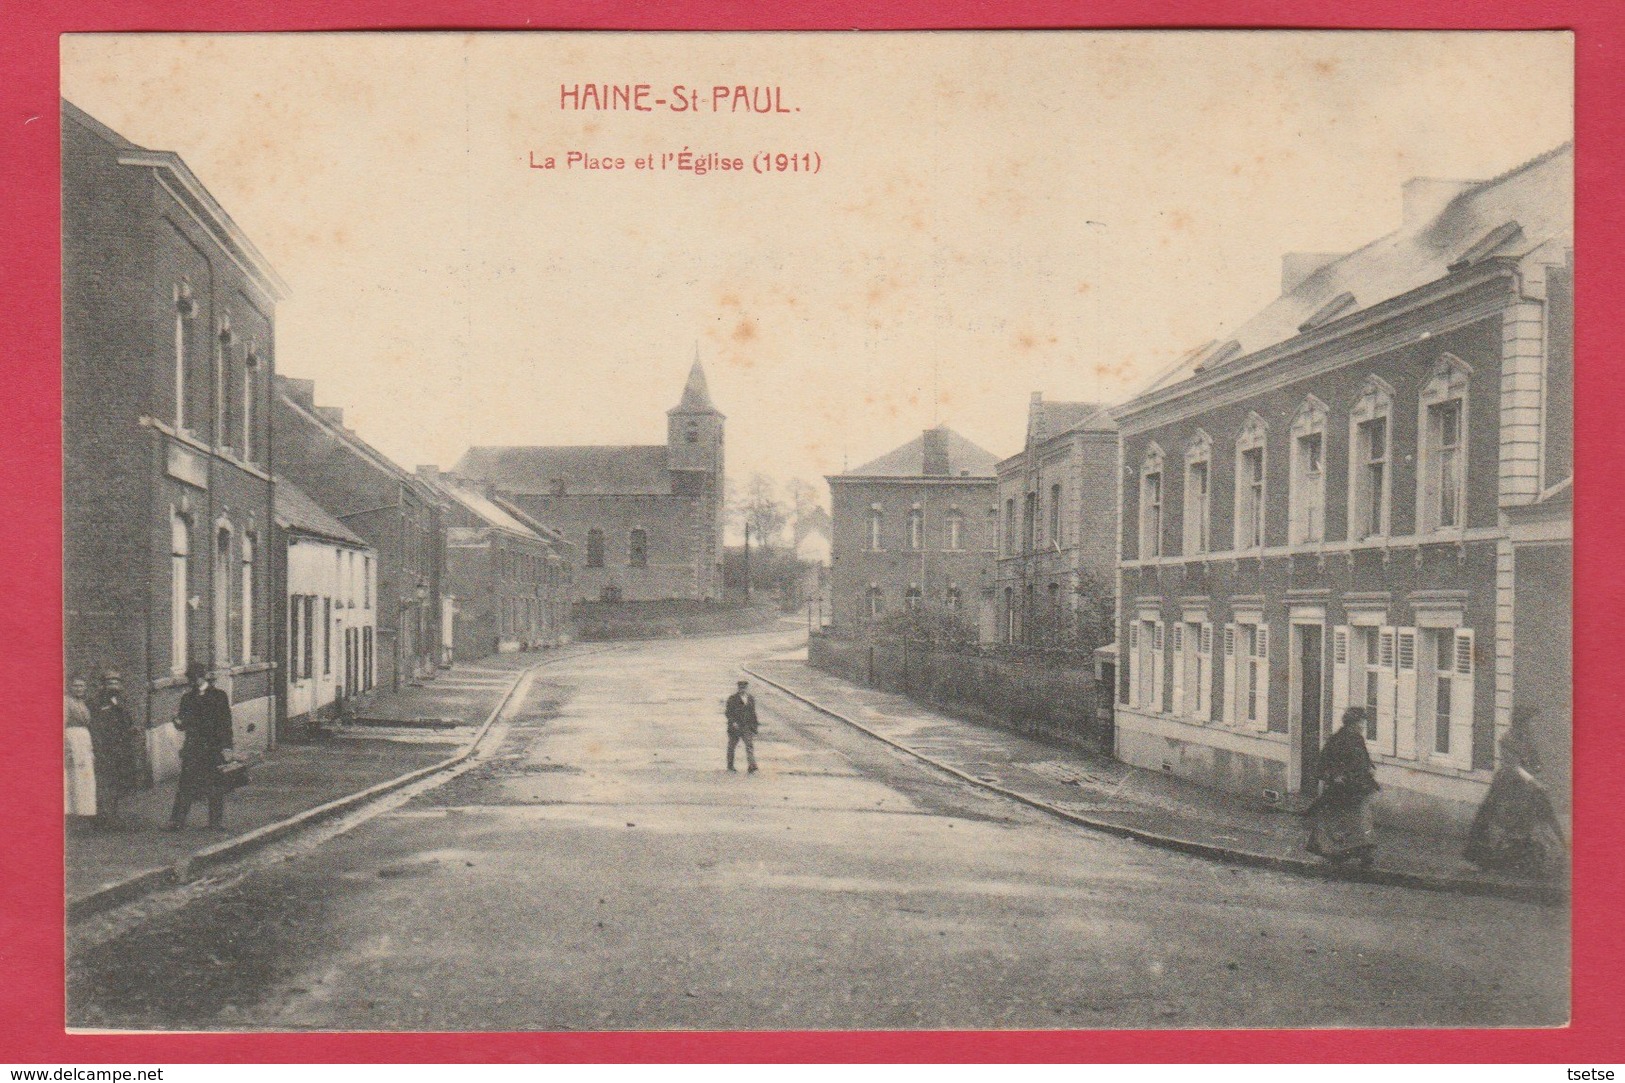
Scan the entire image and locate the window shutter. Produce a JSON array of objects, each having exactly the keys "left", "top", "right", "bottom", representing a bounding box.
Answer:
[
  {"left": 1222, "top": 624, "right": 1237, "bottom": 725},
  {"left": 1254, "top": 623, "right": 1271, "bottom": 732},
  {"left": 1330, "top": 626, "right": 1350, "bottom": 732},
  {"left": 1390, "top": 628, "right": 1416, "bottom": 759},
  {"left": 1126, "top": 621, "right": 1139, "bottom": 708},
  {"left": 1377, "top": 626, "right": 1397, "bottom": 757},
  {"left": 1199, "top": 623, "right": 1213, "bottom": 719},
  {"left": 1171, "top": 623, "right": 1186, "bottom": 719},
  {"left": 1152, "top": 621, "right": 1165, "bottom": 713},
  {"left": 1449, "top": 628, "right": 1476, "bottom": 770}
]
